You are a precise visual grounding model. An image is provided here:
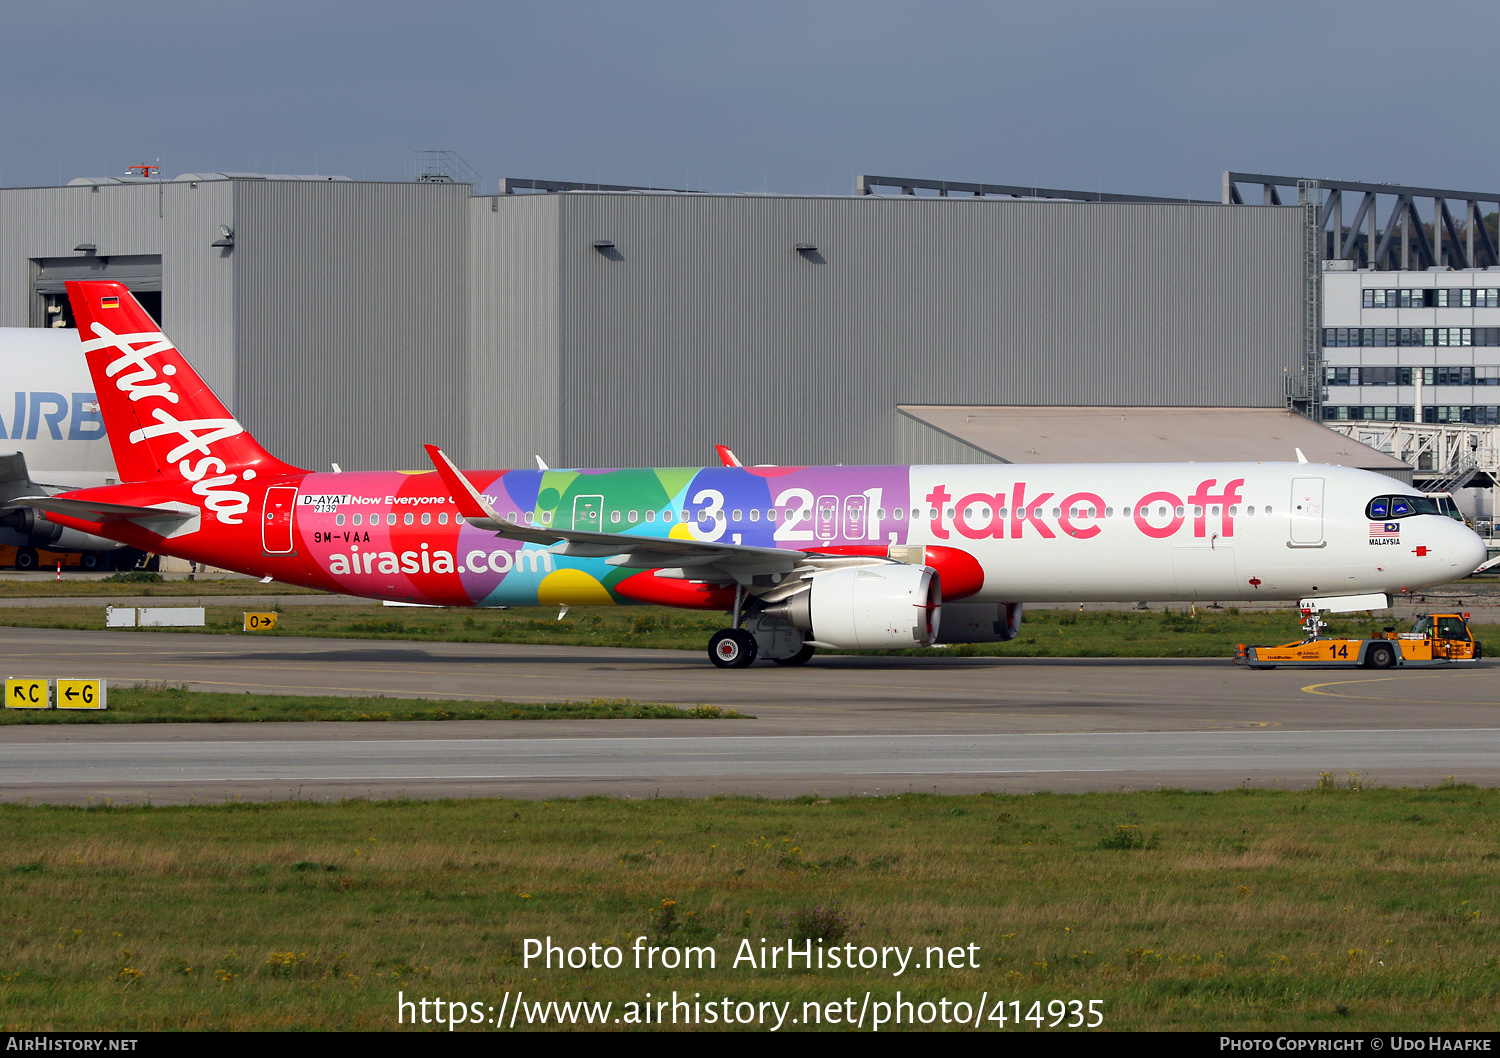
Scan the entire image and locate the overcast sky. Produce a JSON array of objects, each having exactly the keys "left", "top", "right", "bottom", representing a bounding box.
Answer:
[{"left": 2, "top": 1, "right": 1494, "bottom": 199}]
